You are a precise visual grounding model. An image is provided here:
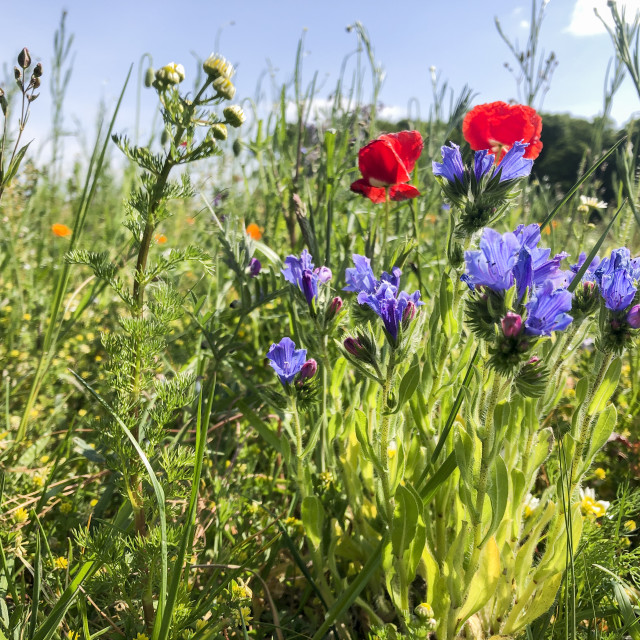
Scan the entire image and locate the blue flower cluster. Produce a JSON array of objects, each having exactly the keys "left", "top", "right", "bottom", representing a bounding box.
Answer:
[
  {"left": 344, "top": 254, "right": 423, "bottom": 342},
  {"left": 433, "top": 141, "right": 533, "bottom": 186},
  {"left": 462, "top": 224, "right": 573, "bottom": 336},
  {"left": 266, "top": 337, "right": 308, "bottom": 385},
  {"left": 282, "top": 249, "right": 332, "bottom": 306},
  {"left": 571, "top": 248, "right": 640, "bottom": 312}
]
